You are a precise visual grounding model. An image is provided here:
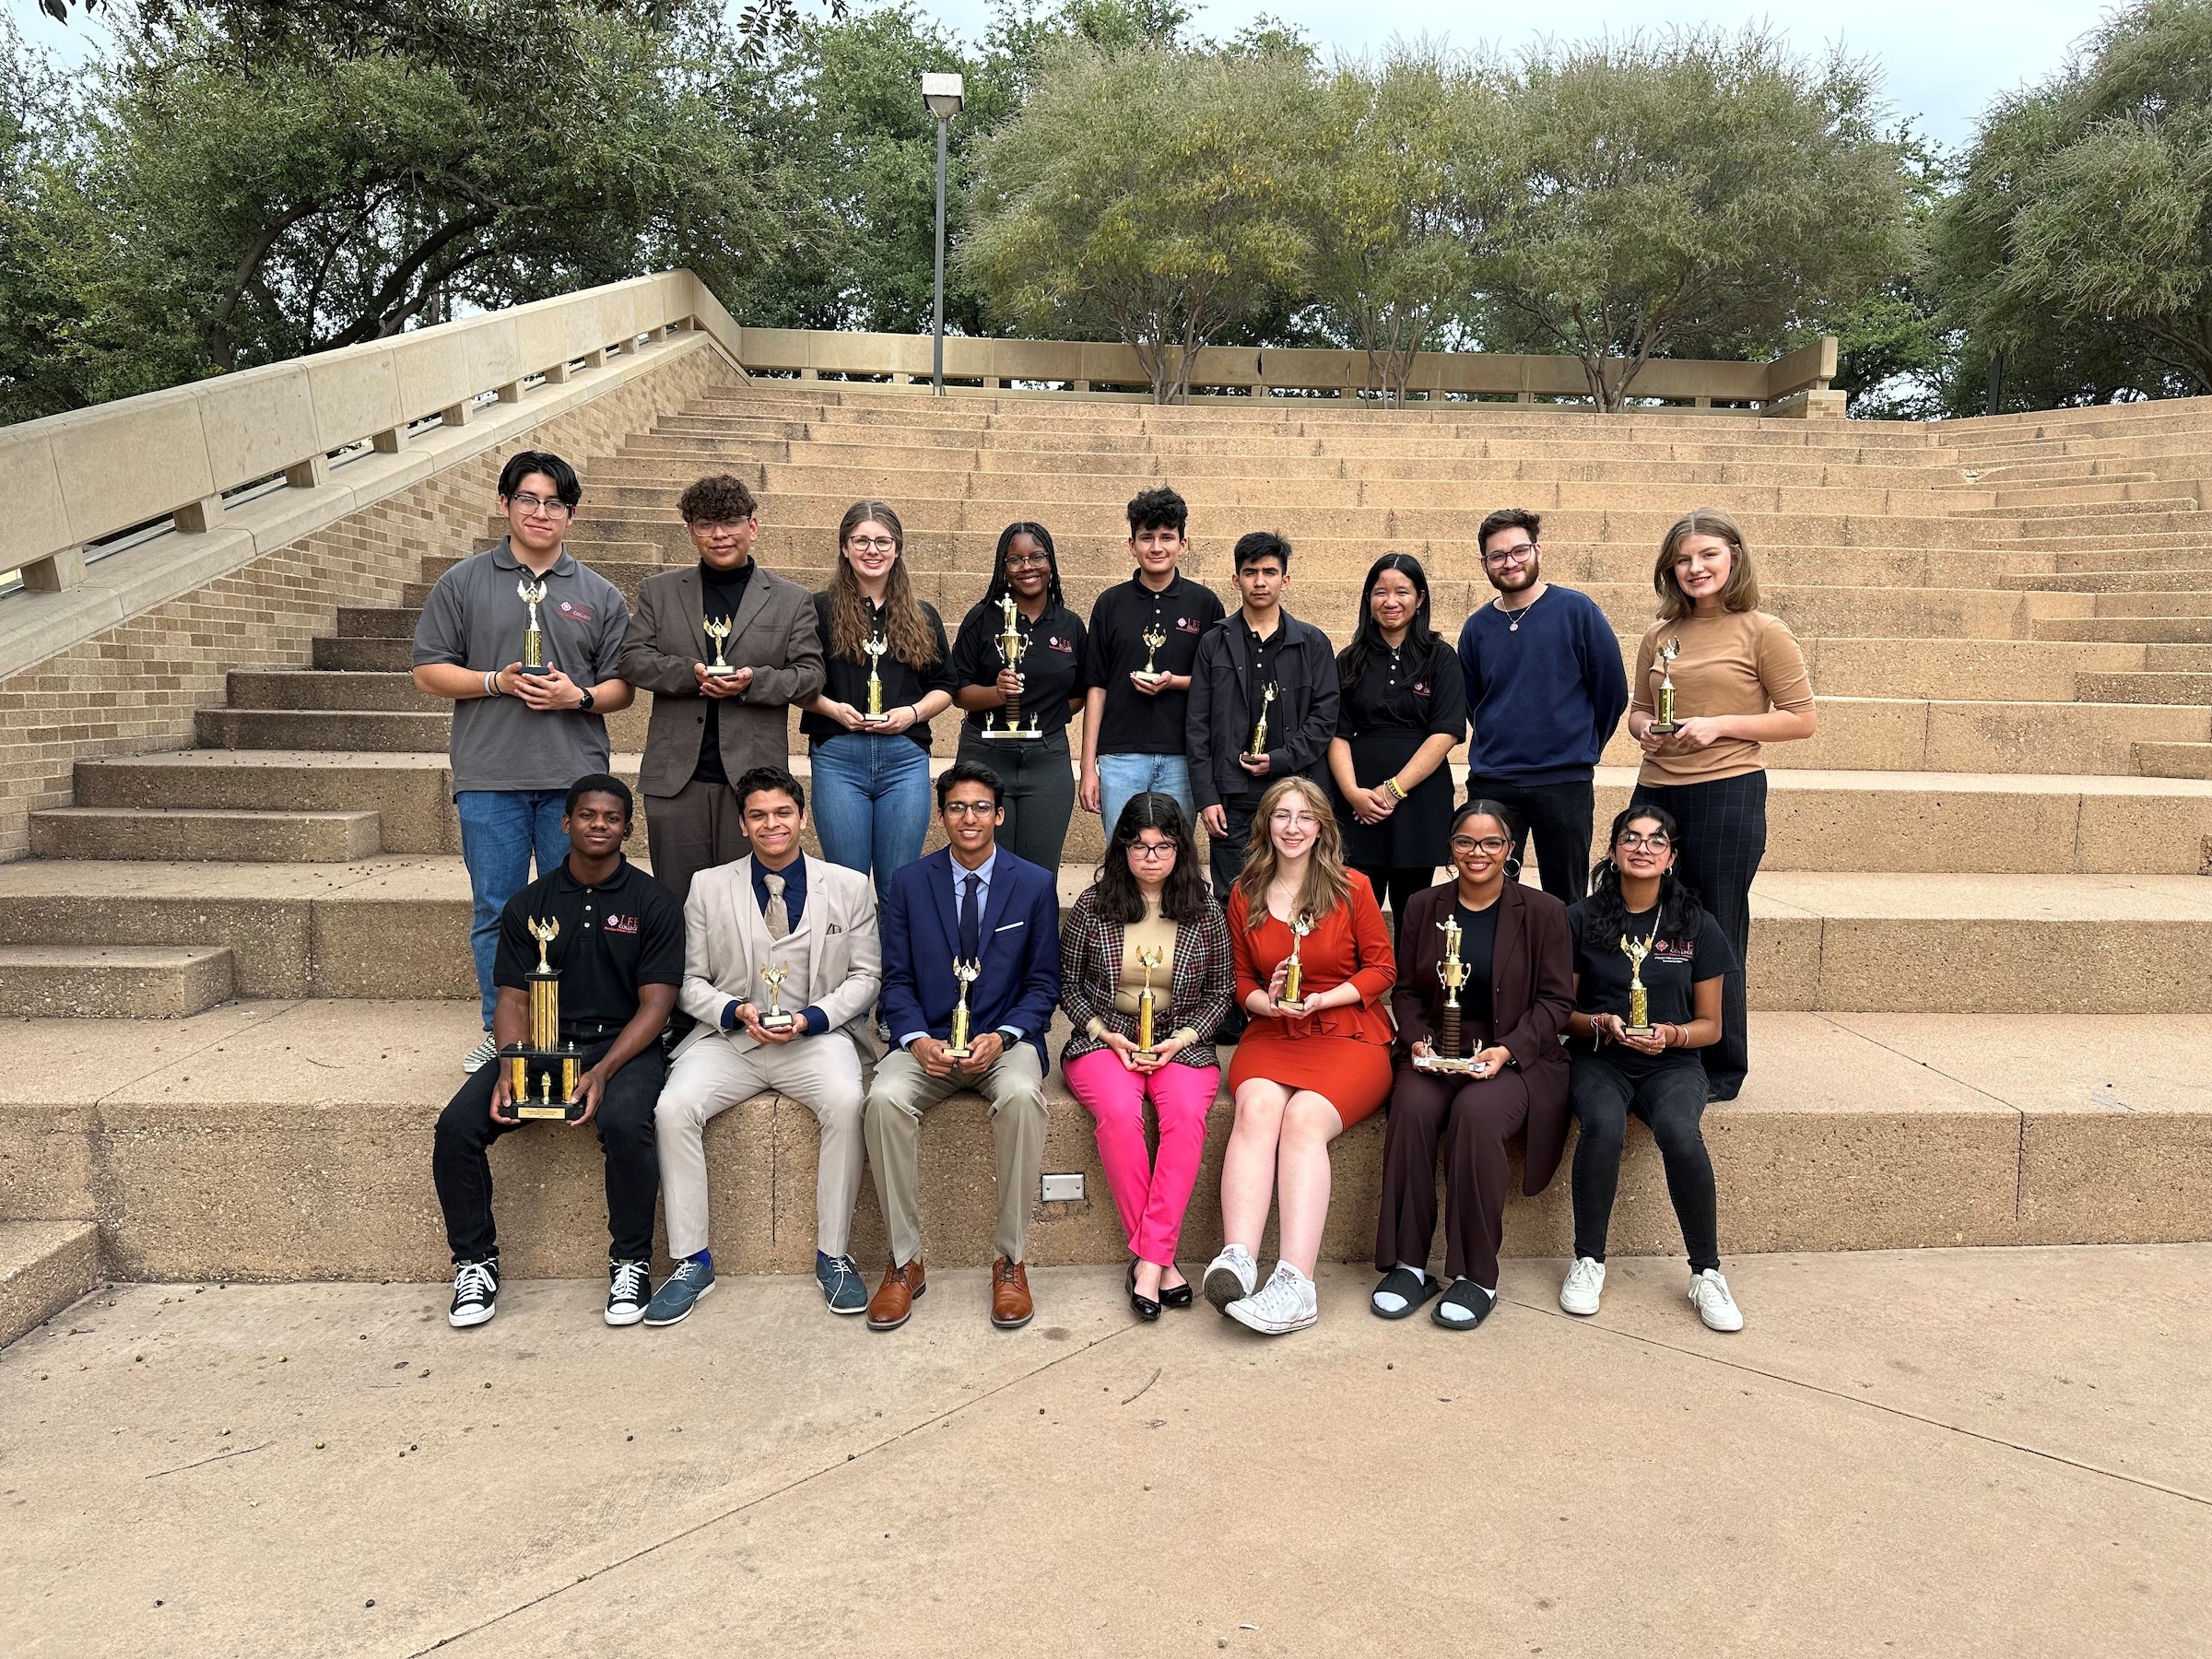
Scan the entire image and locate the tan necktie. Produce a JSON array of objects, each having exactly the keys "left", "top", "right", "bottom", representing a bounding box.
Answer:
[{"left": 762, "top": 871, "right": 791, "bottom": 940}]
